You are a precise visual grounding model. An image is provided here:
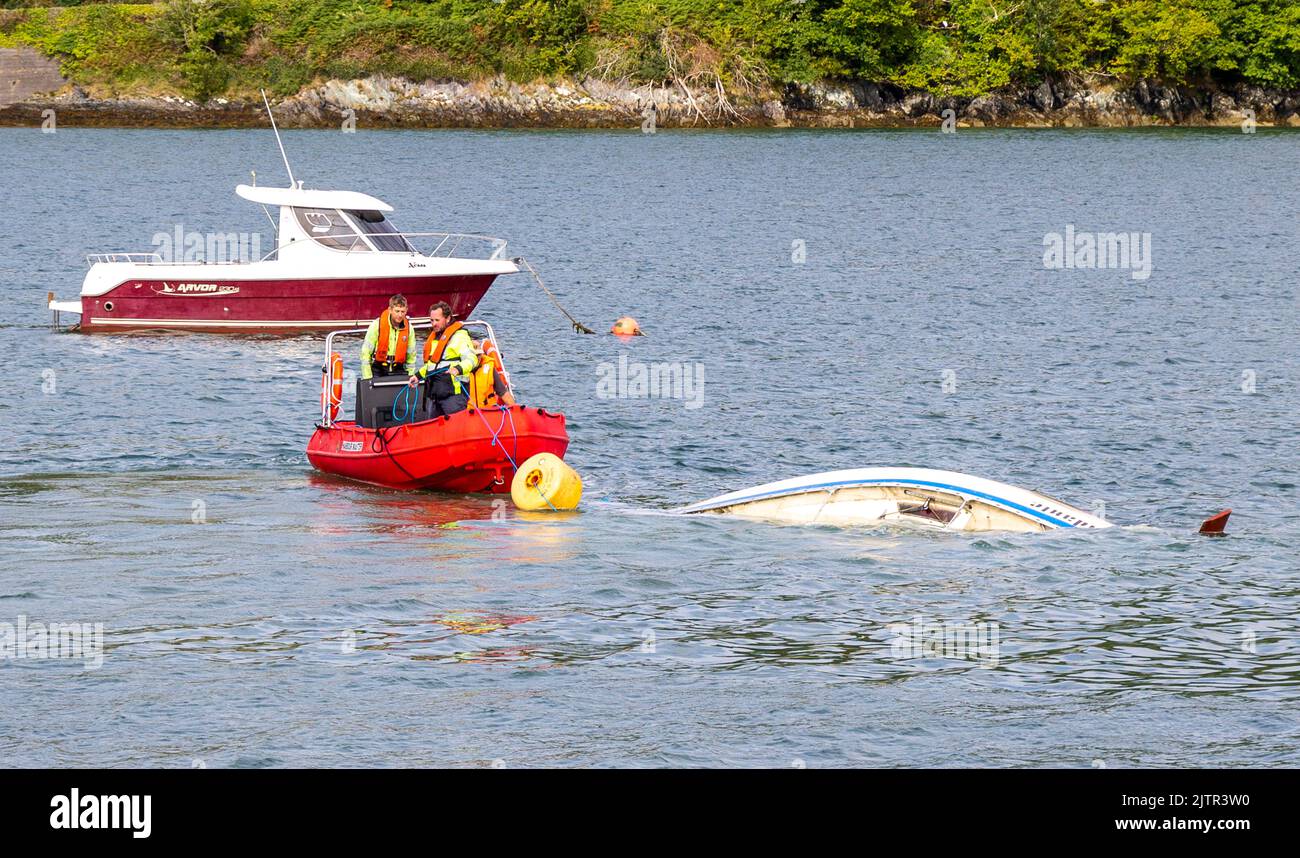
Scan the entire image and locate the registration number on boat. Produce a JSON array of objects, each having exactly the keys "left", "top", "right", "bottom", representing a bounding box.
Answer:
[{"left": 341, "top": 441, "right": 364, "bottom": 452}]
